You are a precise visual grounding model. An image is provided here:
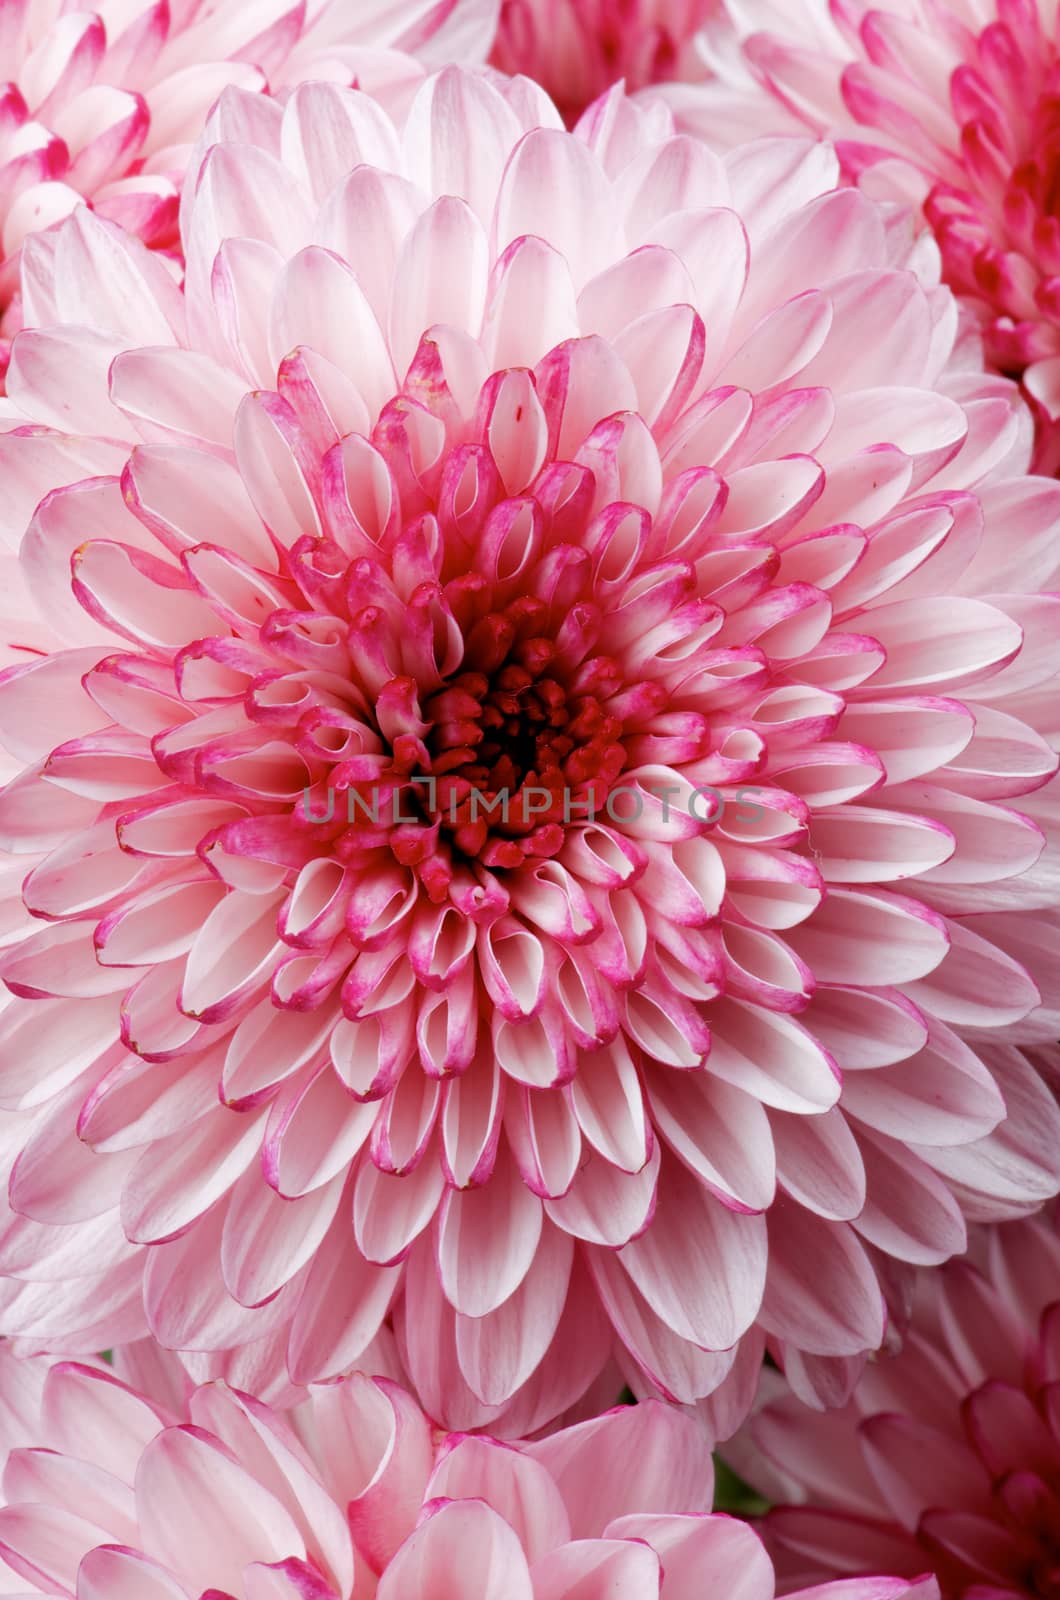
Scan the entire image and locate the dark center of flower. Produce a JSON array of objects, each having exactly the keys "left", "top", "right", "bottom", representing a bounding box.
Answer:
[
  {"left": 336, "top": 574, "right": 644, "bottom": 890},
  {"left": 272, "top": 469, "right": 688, "bottom": 905}
]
